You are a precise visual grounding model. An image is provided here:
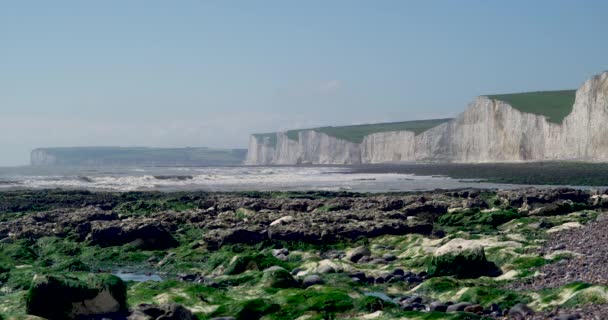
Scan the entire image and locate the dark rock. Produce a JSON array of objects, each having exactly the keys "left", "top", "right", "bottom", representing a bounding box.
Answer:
[
  {"left": 88, "top": 221, "right": 178, "bottom": 250},
  {"left": 553, "top": 314, "right": 581, "bottom": 320},
  {"left": 406, "top": 276, "right": 423, "bottom": 284},
  {"left": 428, "top": 246, "right": 501, "bottom": 279},
  {"left": 345, "top": 246, "right": 372, "bottom": 263},
  {"left": 349, "top": 271, "right": 366, "bottom": 281},
  {"left": 302, "top": 275, "right": 323, "bottom": 288},
  {"left": 382, "top": 253, "right": 397, "bottom": 261},
  {"left": 129, "top": 303, "right": 196, "bottom": 320},
  {"left": 508, "top": 303, "right": 535, "bottom": 318},
  {"left": 446, "top": 302, "right": 473, "bottom": 312},
  {"left": 463, "top": 304, "right": 484, "bottom": 314},
  {"left": 392, "top": 268, "right": 405, "bottom": 276},
  {"left": 26, "top": 273, "right": 127, "bottom": 320},
  {"left": 405, "top": 296, "right": 422, "bottom": 304},
  {"left": 428, "top": 301, "right": 448, "bottom": 312},
  {"left": 370, "top": 258, "right": 388, "bottom": 265}
]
